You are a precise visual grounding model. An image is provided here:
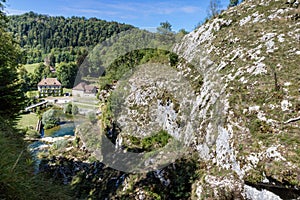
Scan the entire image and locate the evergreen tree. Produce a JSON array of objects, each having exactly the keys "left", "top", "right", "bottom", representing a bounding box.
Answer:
[
  {"left": 0, "top": 1, "right": 25, "bottom": 124},
  {"left": 229, "top": 0, "right": 239, "bottom": 7},
  {"left": 7, "top": 13, "right": 135, "bottom": 64}
]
